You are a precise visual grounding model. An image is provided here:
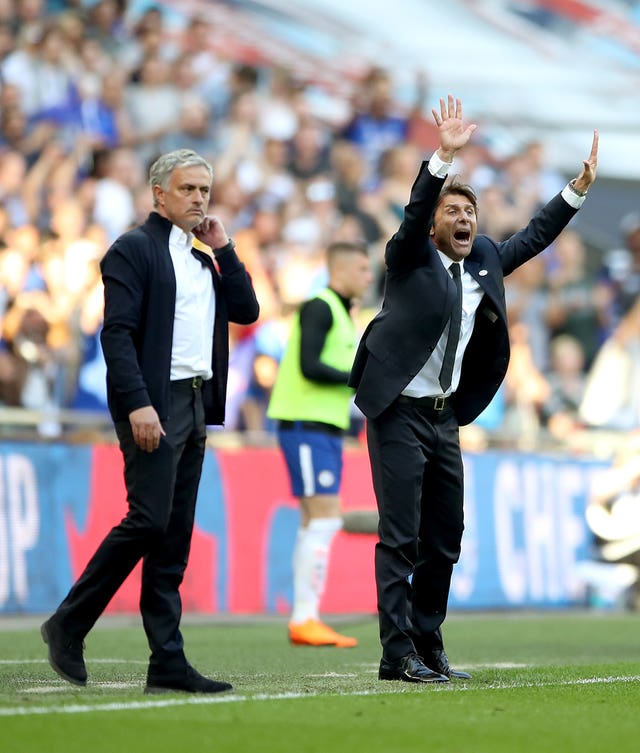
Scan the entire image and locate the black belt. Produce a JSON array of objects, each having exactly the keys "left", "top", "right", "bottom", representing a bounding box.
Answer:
[
  {"left": 171, "top": 376, "right": 204, "bottom": 389},
  {"left": 277, "top": 419, "right": 343, "bottom": 436},
  {"left": 397, "top": 394, "right": 453, "bottom": 411}
]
